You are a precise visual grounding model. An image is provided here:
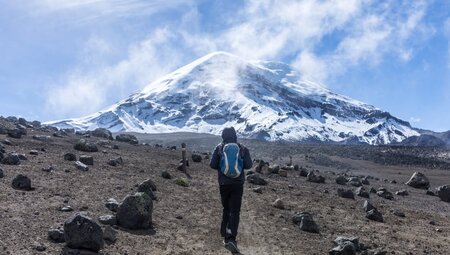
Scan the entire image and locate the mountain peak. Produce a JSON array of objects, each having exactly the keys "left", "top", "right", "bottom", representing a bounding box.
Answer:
[{"left": 46, "top": 53, "right": 419, "bottom": 145}]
